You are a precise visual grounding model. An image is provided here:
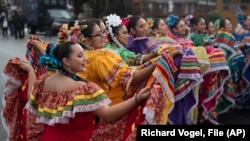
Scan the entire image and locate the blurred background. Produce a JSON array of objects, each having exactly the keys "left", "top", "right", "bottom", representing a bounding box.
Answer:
[{"left": 0, "top": 0, "right": 249, "bottom": 34}]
